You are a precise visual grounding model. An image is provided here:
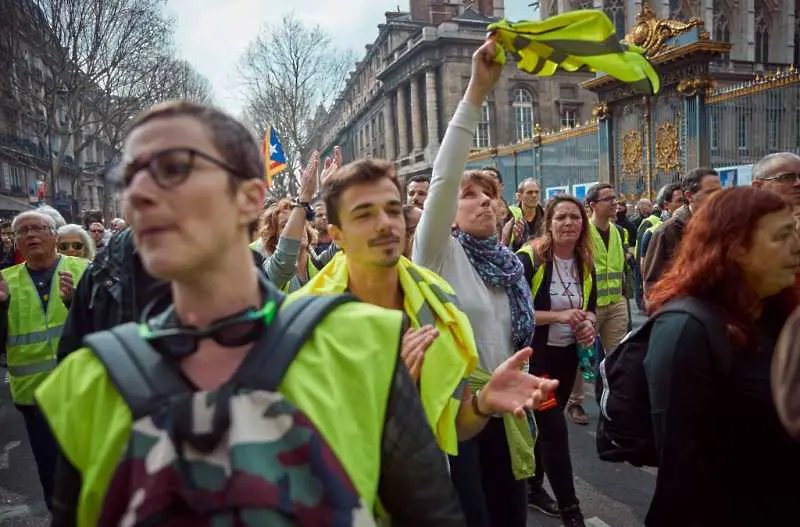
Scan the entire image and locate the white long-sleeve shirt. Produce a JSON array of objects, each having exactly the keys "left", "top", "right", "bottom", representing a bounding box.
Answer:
[{"left": 412, "top": 100, "right": 513, "bottom": 372}]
